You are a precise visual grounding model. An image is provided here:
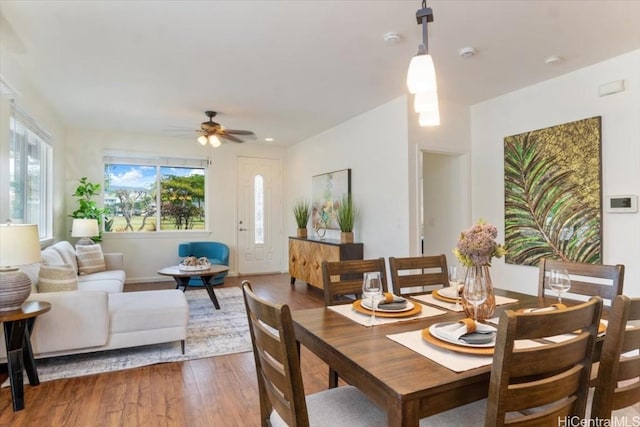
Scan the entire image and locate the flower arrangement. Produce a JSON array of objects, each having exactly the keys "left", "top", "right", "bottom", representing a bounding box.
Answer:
[{"left": 453, "top": 220, "right": 506, "bottom": 267}]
